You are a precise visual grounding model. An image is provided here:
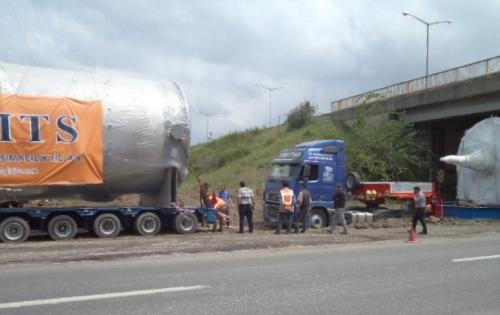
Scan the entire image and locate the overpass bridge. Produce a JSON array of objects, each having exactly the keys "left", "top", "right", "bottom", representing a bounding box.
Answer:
[{"left": 330, "top": 55, "right": 500, "bottom": 196}]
